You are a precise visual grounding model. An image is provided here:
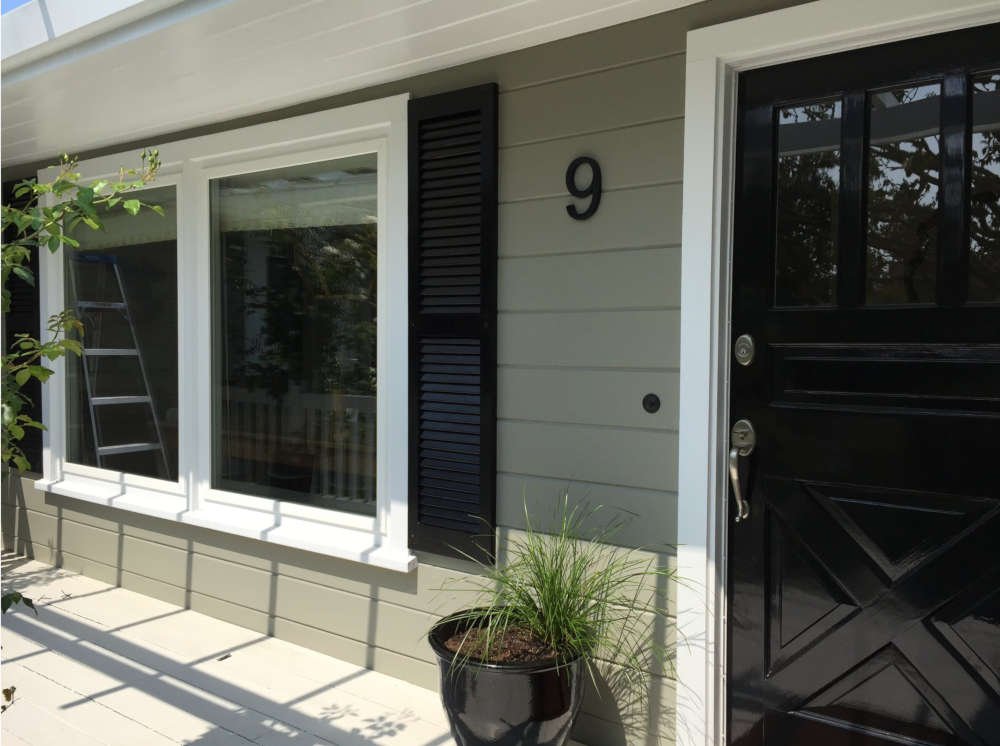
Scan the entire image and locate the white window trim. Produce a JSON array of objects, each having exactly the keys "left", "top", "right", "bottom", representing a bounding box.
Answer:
[
  {"left": 675, "top": 2, "right": 1000, "bottom": 745},
  {"left": 35, "top": 93, "right": 415, "bottom": 572}
]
